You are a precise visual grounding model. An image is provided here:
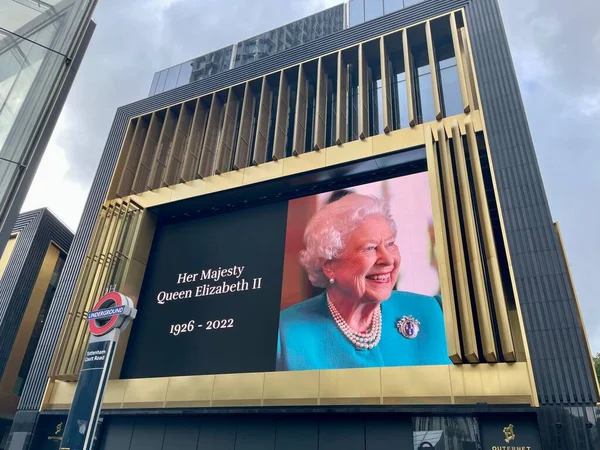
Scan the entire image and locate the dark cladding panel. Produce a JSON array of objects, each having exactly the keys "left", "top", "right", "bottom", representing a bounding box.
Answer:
[
  {"left": 479, "top": 414, "right": 542, "bottom": 450},
  {"left": 274, "top": 417, "right": 318, "bottom": 450},
  {"left": 365, "top": 417, "right": 413, "bottom": 450},
  {"left": 318, "top": 418, "right": 365, "bottom": 450},
  {"left": 234, "top": 417, "right": 276, "bottom": 450},
  {"left": 98, "top": 416, "right": 135, "bottom": 450},
  {"left": 197, "top": 417, "right": 237, "bottom": 450},
  {"left": 129, "top": 416, "right": 166, "bottom": 450},
  {"left": 161, "top": 417, "right": 200, "bottom": 450}
]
